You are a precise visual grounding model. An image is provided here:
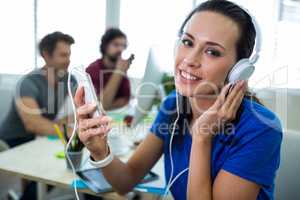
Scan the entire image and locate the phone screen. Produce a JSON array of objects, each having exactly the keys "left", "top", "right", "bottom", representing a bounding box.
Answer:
[{"left": 70, "top": 67, "right": 105, "bottom": 117}]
